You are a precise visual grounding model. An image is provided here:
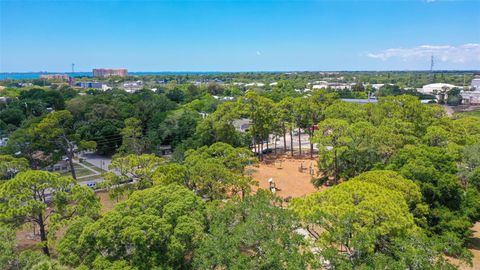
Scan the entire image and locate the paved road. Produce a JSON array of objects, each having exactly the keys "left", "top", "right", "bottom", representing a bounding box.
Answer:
[{"left": 80, "top": 153, "right": 113, "bottom": 171}]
